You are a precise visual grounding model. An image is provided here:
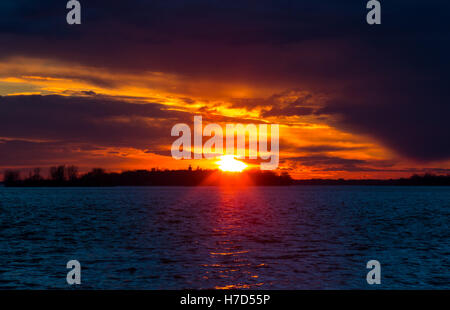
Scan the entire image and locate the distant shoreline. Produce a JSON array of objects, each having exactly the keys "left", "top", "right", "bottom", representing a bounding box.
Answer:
[
  {"left": 3, "top": 167, "right": 292, "bottom": 187},
  {"left": 2, "top": 167, "right": 450, "bottom": 187},
  {"left": 3, "top": 184, "right": 450, "bottom": 187},
  {"left": 3, "top": 185, "right": 450, "bottom": 188}
]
